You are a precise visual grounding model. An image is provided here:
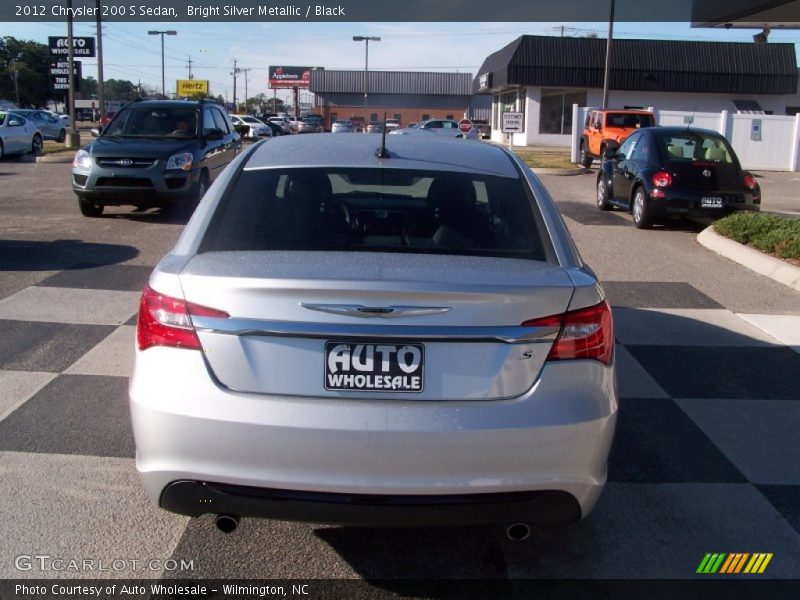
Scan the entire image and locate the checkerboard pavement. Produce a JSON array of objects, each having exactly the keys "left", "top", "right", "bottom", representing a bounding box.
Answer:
[{"left": 1, "top": 263, "right": 799, "bottom": 581}]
